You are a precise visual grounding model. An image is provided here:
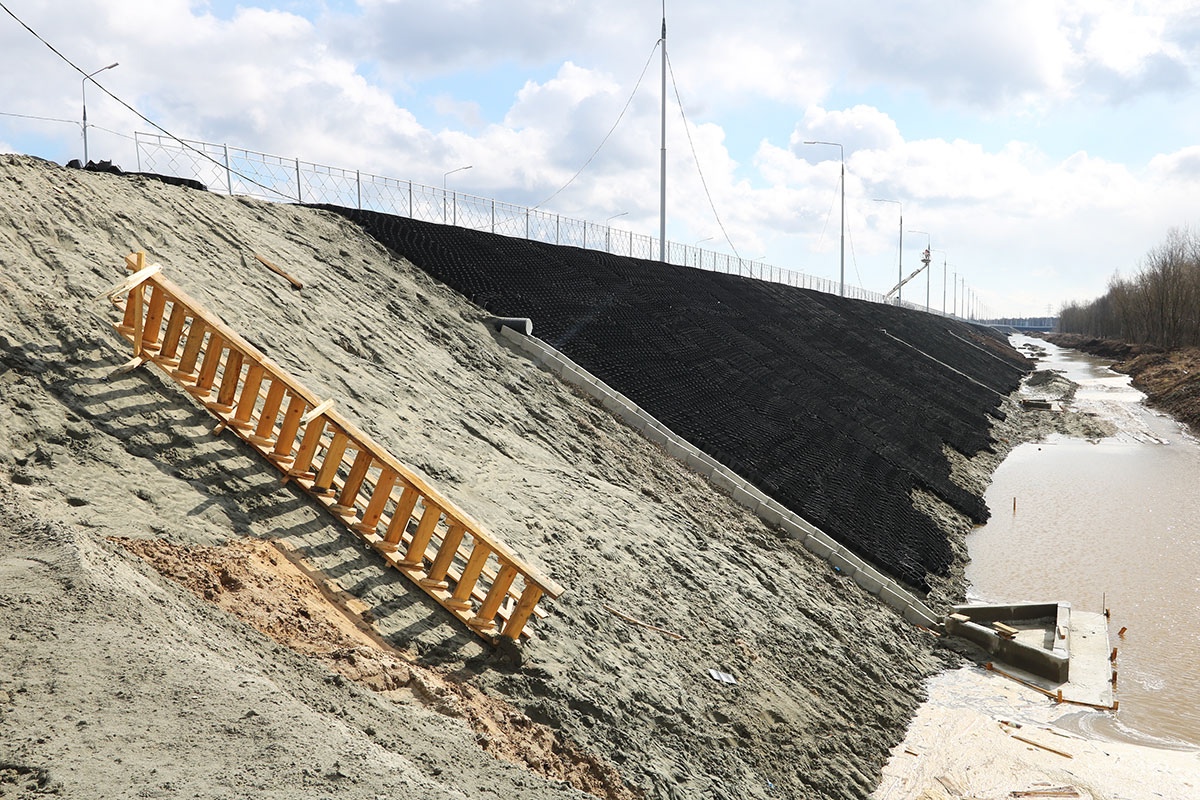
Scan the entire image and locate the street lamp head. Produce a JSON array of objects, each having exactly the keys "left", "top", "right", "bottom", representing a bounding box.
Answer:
[{"left": 82, "top": 62, "right": 120, "bottom": 164}]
